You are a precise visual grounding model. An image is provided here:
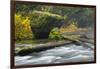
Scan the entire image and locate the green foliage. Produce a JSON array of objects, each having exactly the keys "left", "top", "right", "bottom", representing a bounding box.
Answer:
[
  {"left": 15, "top": 14, "right": 34, "bottom": 40},
  {"left": 30, "top": 11, "right": 63, "bottom": 28},
  {"left": 49, "top": 28, "right": 63, "bottom": 40},
  {"left": 30, "top": 11, "right": 64, "bottom": 39},
  {"left": 15, "top": 3, "right": 94, "bottom": 28},
  {"left": 15, "top": 4, "right": 95, "bottom": 40}
]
